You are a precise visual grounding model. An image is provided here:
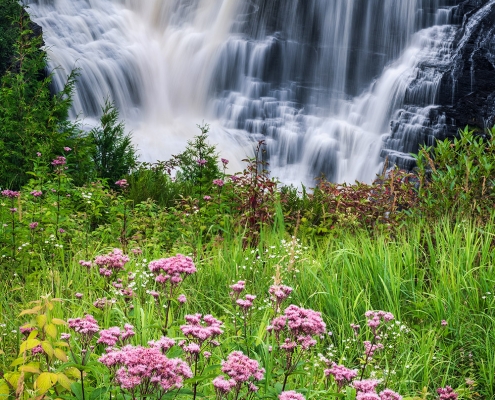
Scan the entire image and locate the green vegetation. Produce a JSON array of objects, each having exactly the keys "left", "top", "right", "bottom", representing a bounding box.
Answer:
[
  {"left": 0, "top": 11, "right": 495, "bottom": 400},
  {"left": 0, "top": 0, "right": 22, "bottom": 76}
]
